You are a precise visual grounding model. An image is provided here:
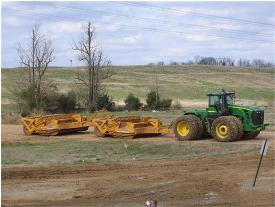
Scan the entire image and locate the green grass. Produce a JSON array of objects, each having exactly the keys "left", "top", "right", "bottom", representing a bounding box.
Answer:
[
  {"left": 1, "top": 104, "right": 19, "bottom": 113},
  {"left": 1, "top": 139, "right": 258, "bottom": 167},
  {"left": 2, "top": 65, "right": 274, "bottom": 103},
  {"left": 1, "top": 65, "right": 274, "bottom": 117}
]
